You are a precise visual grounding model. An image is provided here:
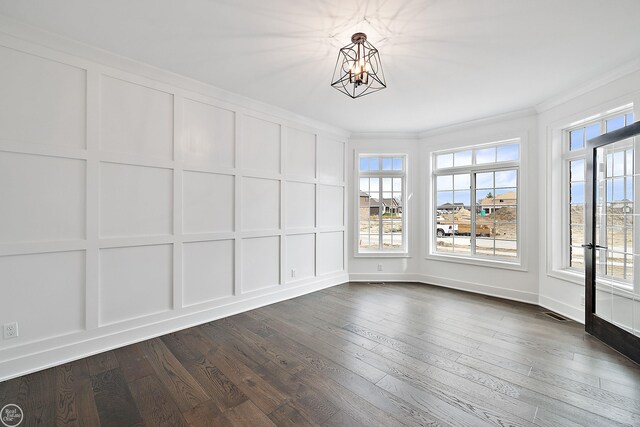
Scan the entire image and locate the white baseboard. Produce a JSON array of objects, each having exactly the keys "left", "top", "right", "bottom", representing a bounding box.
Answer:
[
  {"left": 349, "top": 272, "right": 538, "bottom": 305},
  {"left": 538, "top": 294, "right": 584, "bottom": 324},
  {"left": 0, "top": 273, "right": 348, "bottom": 382}
]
